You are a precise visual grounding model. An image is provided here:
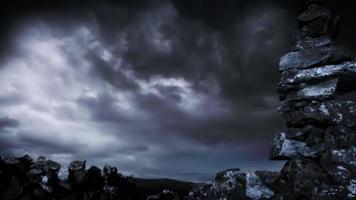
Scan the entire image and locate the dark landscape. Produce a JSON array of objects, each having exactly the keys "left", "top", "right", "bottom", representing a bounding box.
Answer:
[{"left": 1, "top": 0, "right": 356, "bottom": 199}]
